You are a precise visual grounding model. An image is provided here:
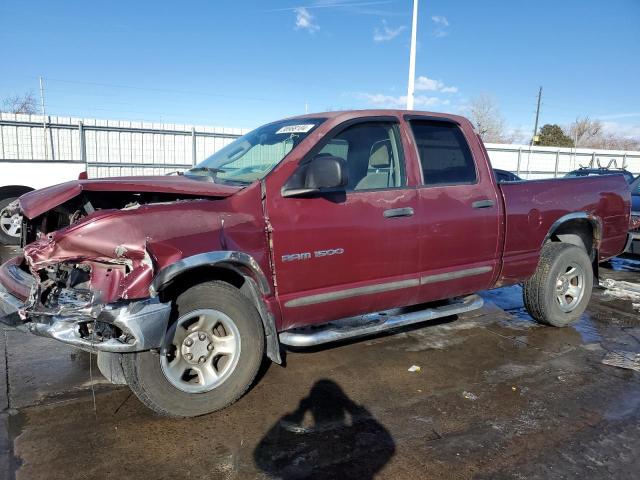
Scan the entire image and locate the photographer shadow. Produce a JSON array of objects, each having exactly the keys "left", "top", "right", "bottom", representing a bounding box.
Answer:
[{"left": 254, "top": 379, "right": 395, "bottom": 479}]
